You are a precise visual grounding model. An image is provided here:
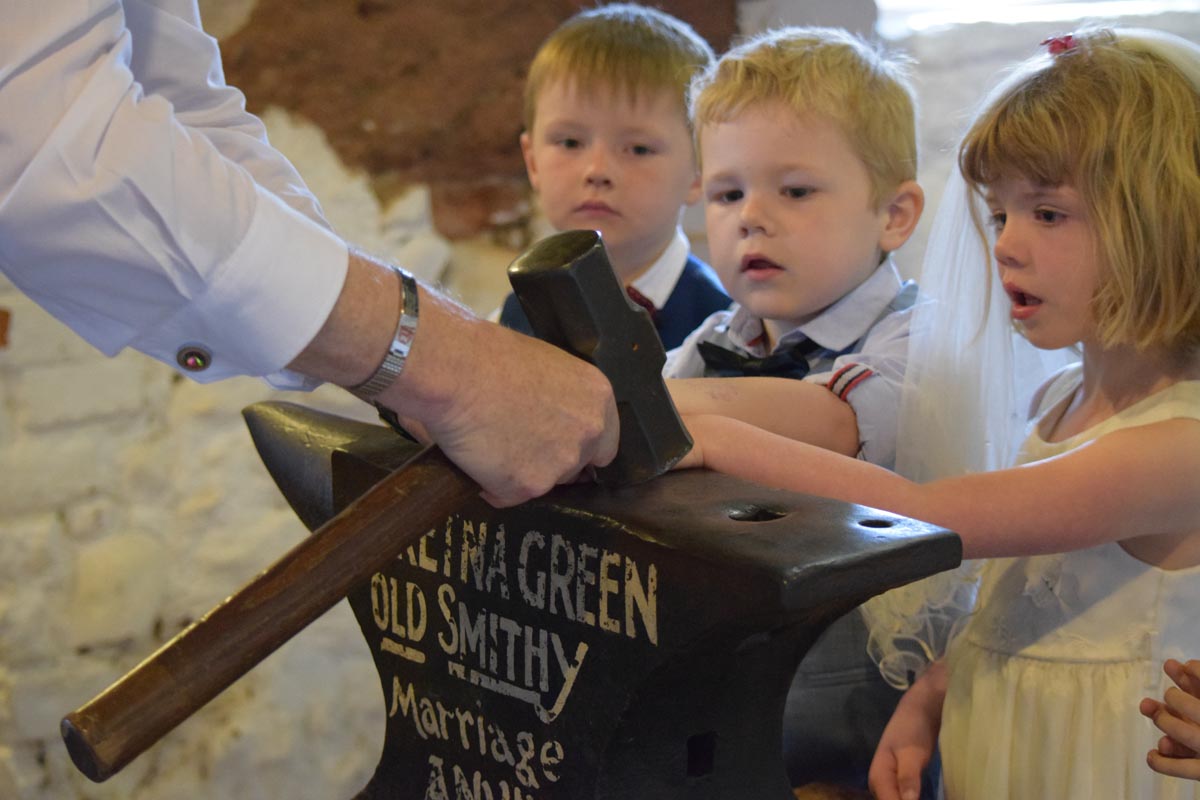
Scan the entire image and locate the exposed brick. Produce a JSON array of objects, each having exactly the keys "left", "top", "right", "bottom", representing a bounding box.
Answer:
[
  {"left": 430, "top": 178, "right": 530, "bottom": 240},
  {"left": 220, "top": 1, "right": 736, "bottom": 233}
]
